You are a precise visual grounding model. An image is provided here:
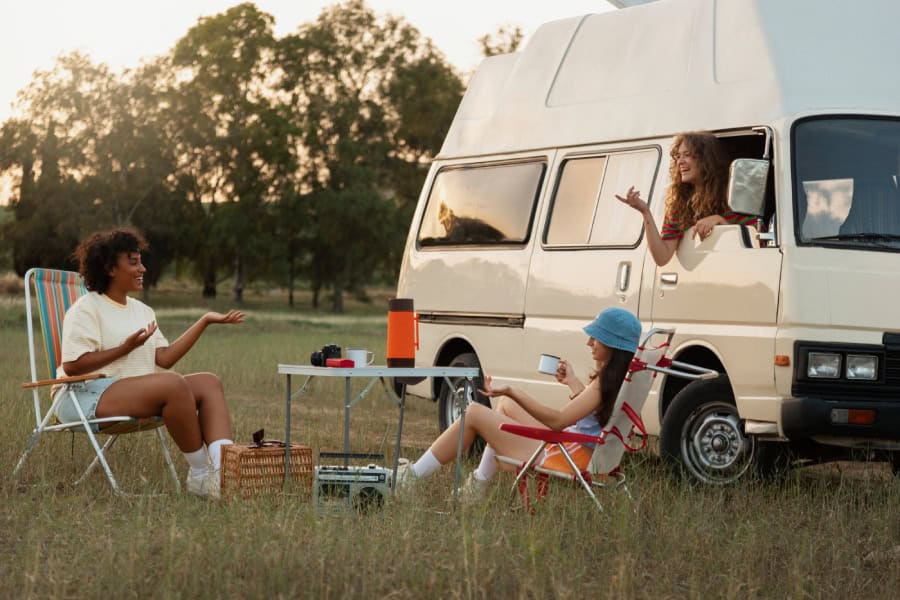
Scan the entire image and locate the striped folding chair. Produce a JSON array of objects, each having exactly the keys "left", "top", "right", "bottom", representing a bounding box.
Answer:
[
  {"left": 497, "top": 329, "right": 717, "bottom": 513},
  {"left": 13, "top": 268, "right": 181, "bottom": 495}
]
